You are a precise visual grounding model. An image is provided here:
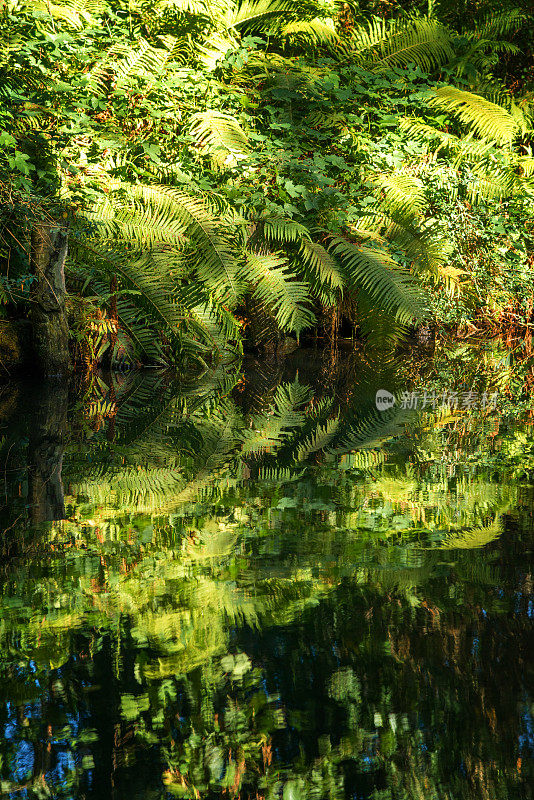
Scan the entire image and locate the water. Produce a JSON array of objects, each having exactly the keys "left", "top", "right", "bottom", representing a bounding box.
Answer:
[{"left": 0, "top": 348, "right": 533, "bottom": 799}]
